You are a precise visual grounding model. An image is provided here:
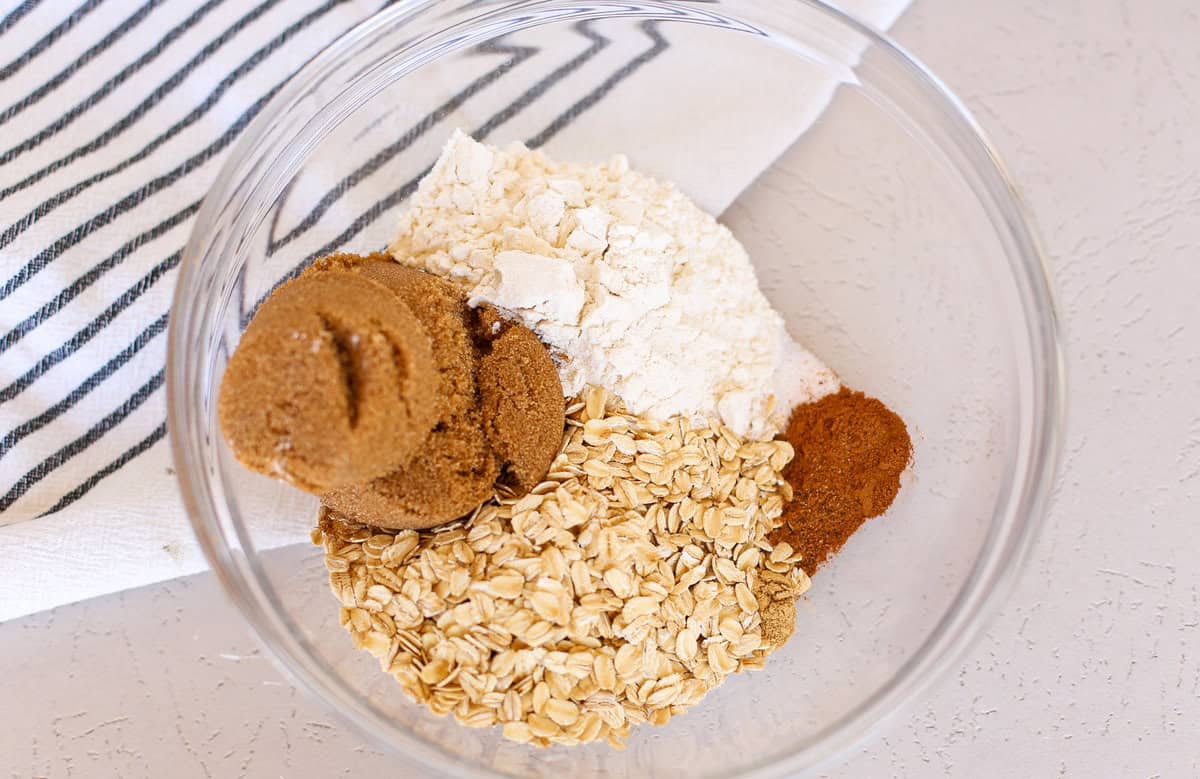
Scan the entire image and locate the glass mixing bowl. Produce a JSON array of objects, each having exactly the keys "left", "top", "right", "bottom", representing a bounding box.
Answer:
[{"left": 168, "top": 1, "right": 1063, "bottom": 775}]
